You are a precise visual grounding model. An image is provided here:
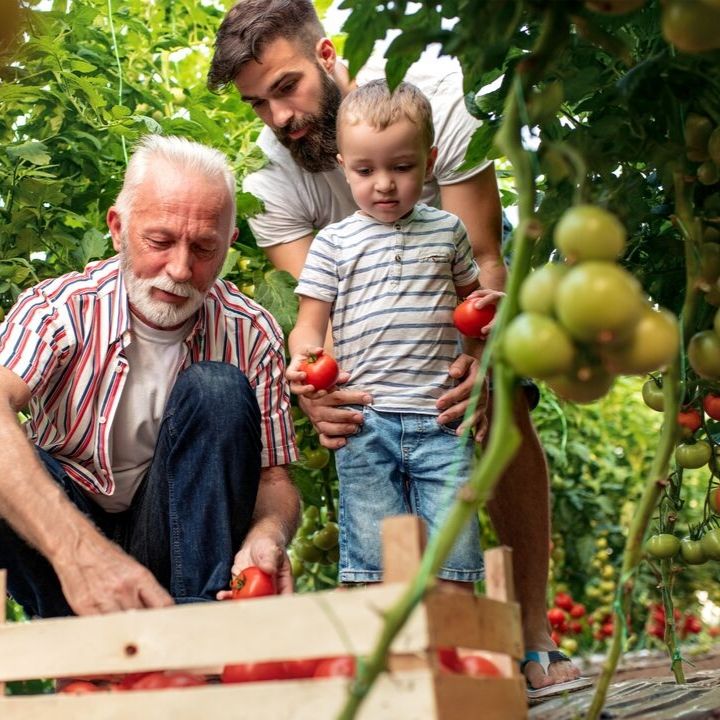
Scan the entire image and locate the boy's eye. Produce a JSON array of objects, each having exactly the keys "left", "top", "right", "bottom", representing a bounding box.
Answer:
[
  {"left": 355, "top": 168, "right": 372, "bottom": 176},
  {"left": 395, "top": 164, "right": 413, "bottom": 172}
]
